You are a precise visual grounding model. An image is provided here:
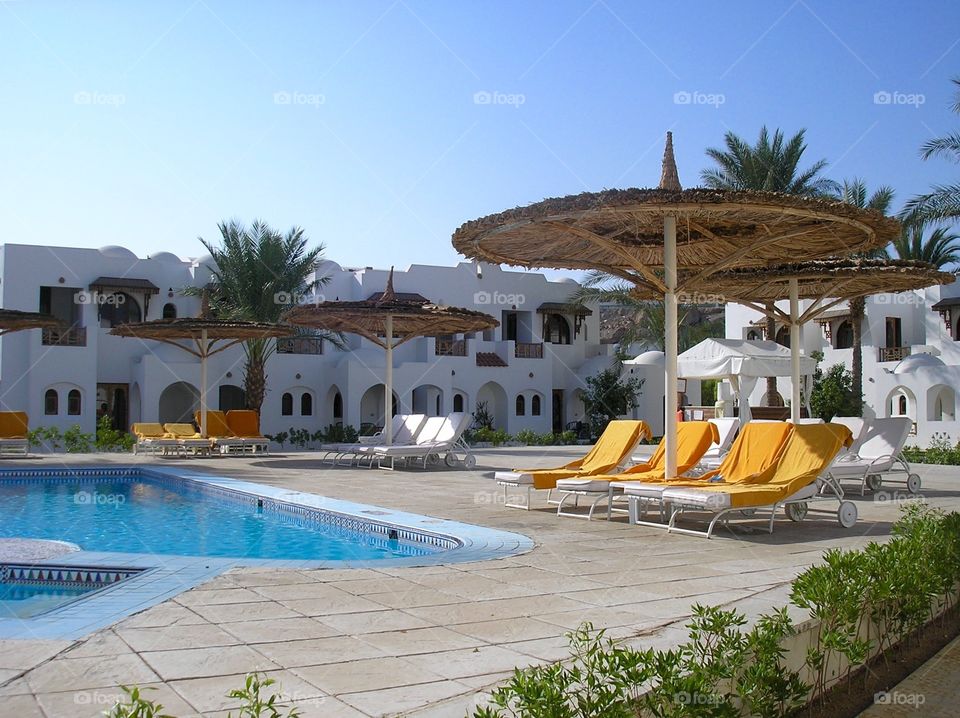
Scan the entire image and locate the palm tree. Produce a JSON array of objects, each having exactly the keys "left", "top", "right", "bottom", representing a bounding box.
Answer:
[
  {"left": 702, "top": 127, "right": 838, "bottom": 406},
  {"left": 902, "top": 78, "right": 960, "bottom": 224},
  {"left": 834, "top": 179, "right": 895, "bottom": 413},
  {"left": 700, "top": 126, "right": 839, "bottom": 196},
  {"left": 891, "top": 221, "right": 960, "bottom": 268},
  {"left": 193, "top": 219, "right": 332, "bottom": 412}
]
